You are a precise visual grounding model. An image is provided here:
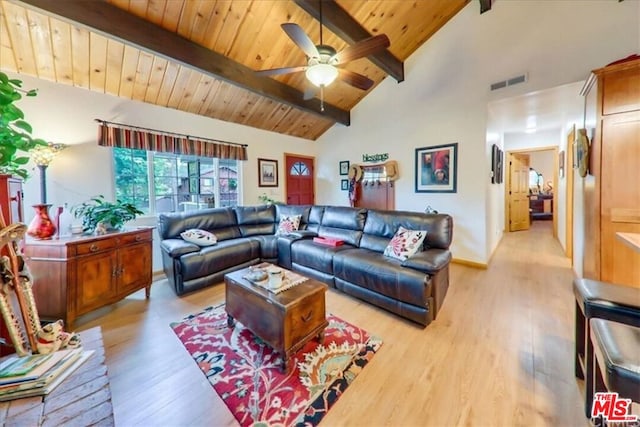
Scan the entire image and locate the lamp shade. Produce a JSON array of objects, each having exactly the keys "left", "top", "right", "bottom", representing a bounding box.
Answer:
[
  {"left": 30, "top": 143, "right": 65, "bottom": 167},
  {"left": 305, "top": 64, "right": 338, "bottom": 87}
]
